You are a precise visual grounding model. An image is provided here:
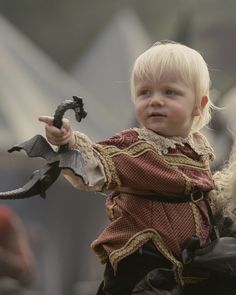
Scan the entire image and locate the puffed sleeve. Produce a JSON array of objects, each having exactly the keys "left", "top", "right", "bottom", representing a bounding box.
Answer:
[
  {"left": 62, "top": 129, "right": 138, "bottom": 192},
  {"left": 62, "top": 131, "right": 107, "bottom": 191}
]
